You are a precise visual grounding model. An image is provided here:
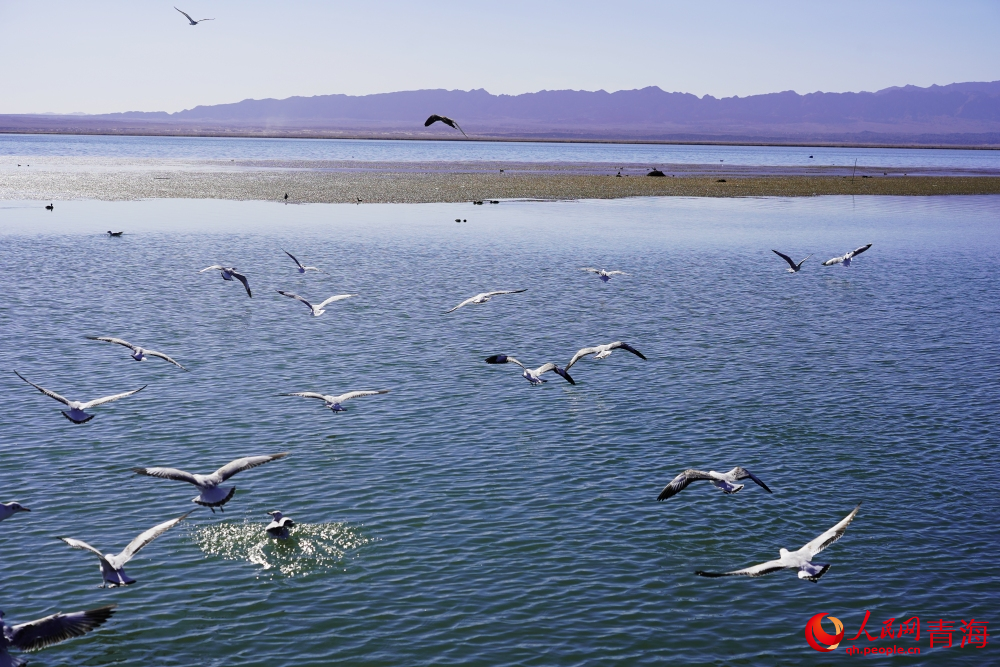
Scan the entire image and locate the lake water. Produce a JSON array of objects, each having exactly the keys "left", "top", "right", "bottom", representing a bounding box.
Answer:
[
  {"left": 1, "top": 195, "right": 998, "bottom": 665},
  {"left": 2, "top": 133, "right": 1000, "bottom": 173}
]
